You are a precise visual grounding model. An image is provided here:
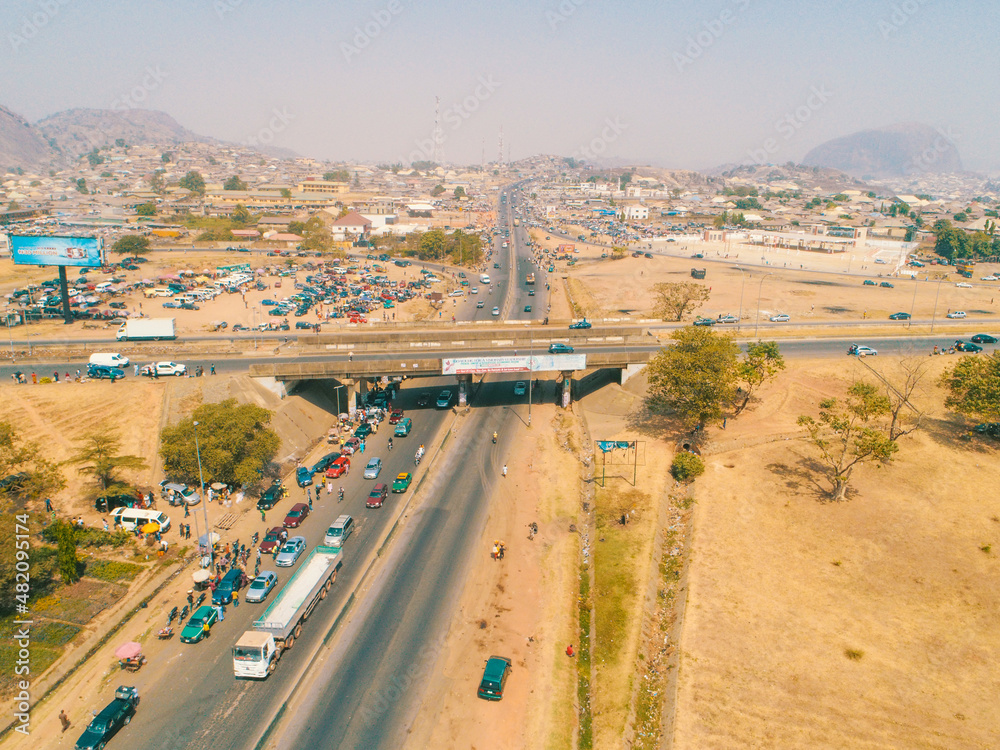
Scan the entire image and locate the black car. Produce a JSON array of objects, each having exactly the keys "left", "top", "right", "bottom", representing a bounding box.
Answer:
[
  {"left": 75, "top": 686, "right": 139, "bottom": 750},
  {"left": 256, "top": 482, "right": 285, "bottom": 510},
  {"left": 880, "top": 281, "right": 894, "bottom": 288},
  {"left": 295, "top": 321, "right": 315, "bottom": 330},
  {"left": 693, "top": 317, "right": 716, "bottom": 326},
  {"left": 310, "top": 452, "right": 341, "bottom": 475},
  {"left": 971, "top": 334, "right": 997, "bottom": 344},
  {"left": 954, "top": 341, "right": 983, "bottom": 353}
]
